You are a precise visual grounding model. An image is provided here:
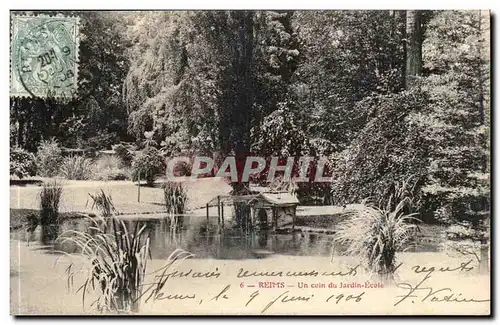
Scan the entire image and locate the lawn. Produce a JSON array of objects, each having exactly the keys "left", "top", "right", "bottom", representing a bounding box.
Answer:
[{"left": 10, "top": 178, "right": 232, "bottom": 214}]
